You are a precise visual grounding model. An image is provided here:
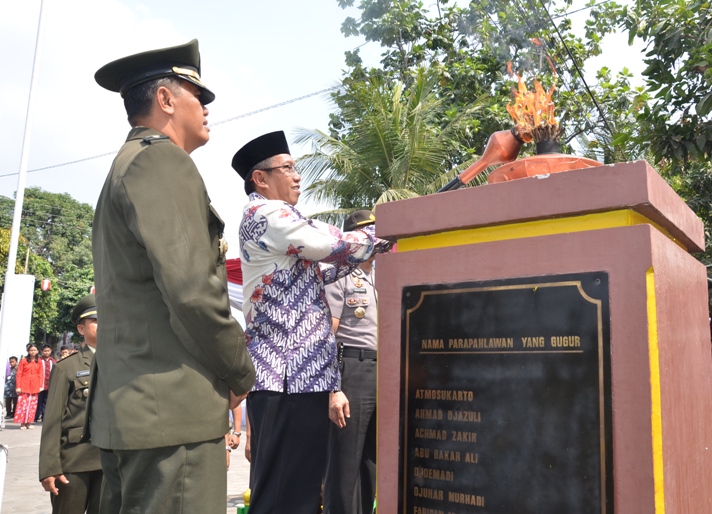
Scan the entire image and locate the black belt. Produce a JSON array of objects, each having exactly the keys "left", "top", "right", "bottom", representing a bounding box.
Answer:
[{"left": 341, "top": 347, "right": 377, "bottom": 361}]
